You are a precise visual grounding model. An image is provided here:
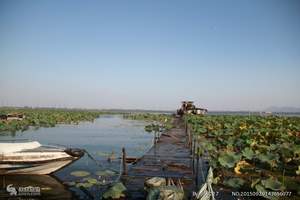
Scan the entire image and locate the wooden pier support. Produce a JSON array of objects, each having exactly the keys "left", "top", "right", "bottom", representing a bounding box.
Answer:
[
  {"left": 195, "top": 146, "right": 200, "bottom": 187},
  {"left": 192, "top": 138, "right": 196, "bottom": 174},
  {"left": 122, "top": 147, "right": 127, "bottom": 175}
]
